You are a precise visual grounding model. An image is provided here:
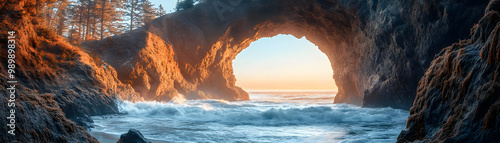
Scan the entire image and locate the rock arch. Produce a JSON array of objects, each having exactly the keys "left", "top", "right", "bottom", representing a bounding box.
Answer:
[
  {"left": 85, "top": 0, "right": 489, "bottom": 109},
  {"left": 180, "top": 0, "right": 364, "bottom": 104}
]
